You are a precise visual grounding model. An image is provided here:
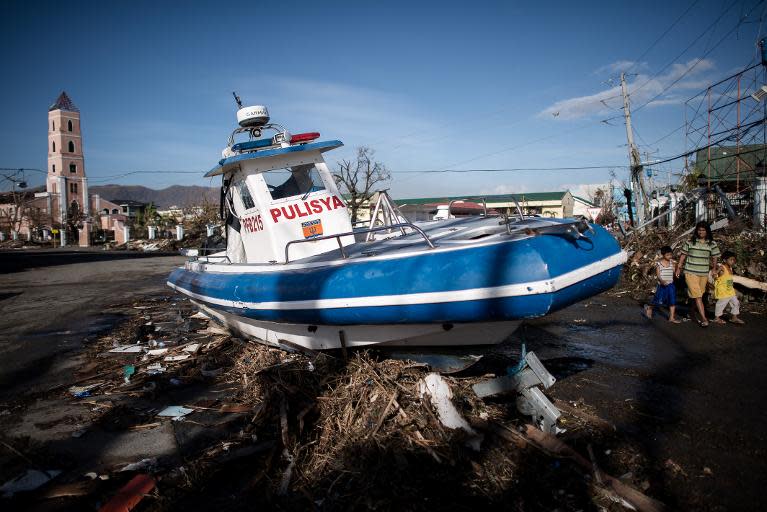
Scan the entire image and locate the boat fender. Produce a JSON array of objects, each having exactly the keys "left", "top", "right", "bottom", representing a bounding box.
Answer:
[{"left": 442, "top": 323, "right": 454, "bottom": 331}]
